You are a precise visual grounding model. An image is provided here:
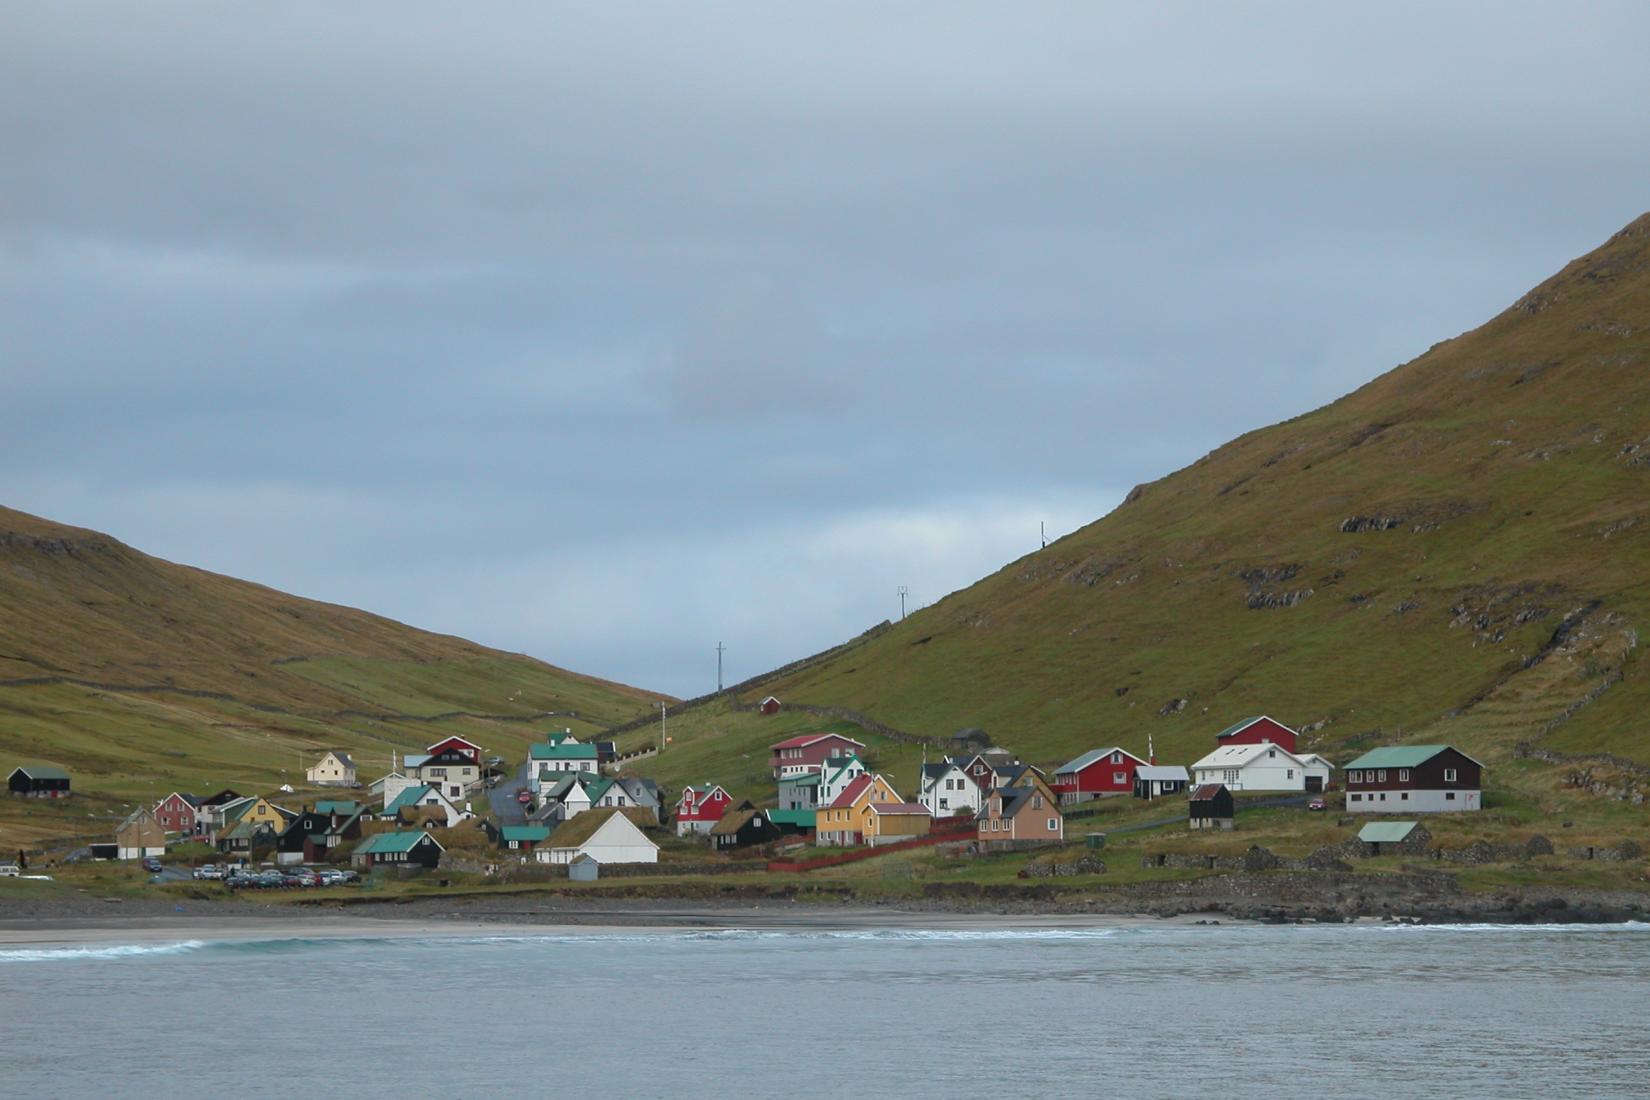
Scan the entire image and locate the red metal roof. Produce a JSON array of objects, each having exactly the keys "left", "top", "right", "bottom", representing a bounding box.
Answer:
[
  {"left": 827, "top": 774, "right": 879, "bottom": 809},
  {"left": 1190, "top": 783, "right": 1227, "bottom": 801},
  {"left": 770, "top": 732, "right": 866, "bottom": 751}
]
